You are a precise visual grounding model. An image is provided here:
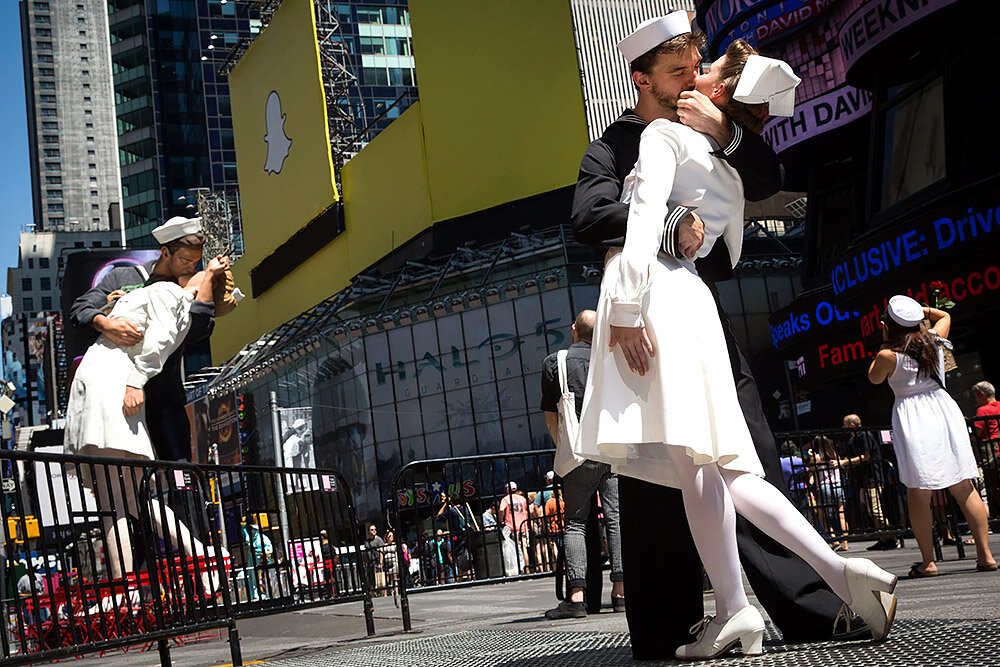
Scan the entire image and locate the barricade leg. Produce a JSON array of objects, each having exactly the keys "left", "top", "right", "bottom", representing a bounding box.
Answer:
[
  {"left": 157, "top": 638, "right": 171, "bottom": 666},
  {"left": 228, "top": 622, "right": 243, "bottom": 666}
]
